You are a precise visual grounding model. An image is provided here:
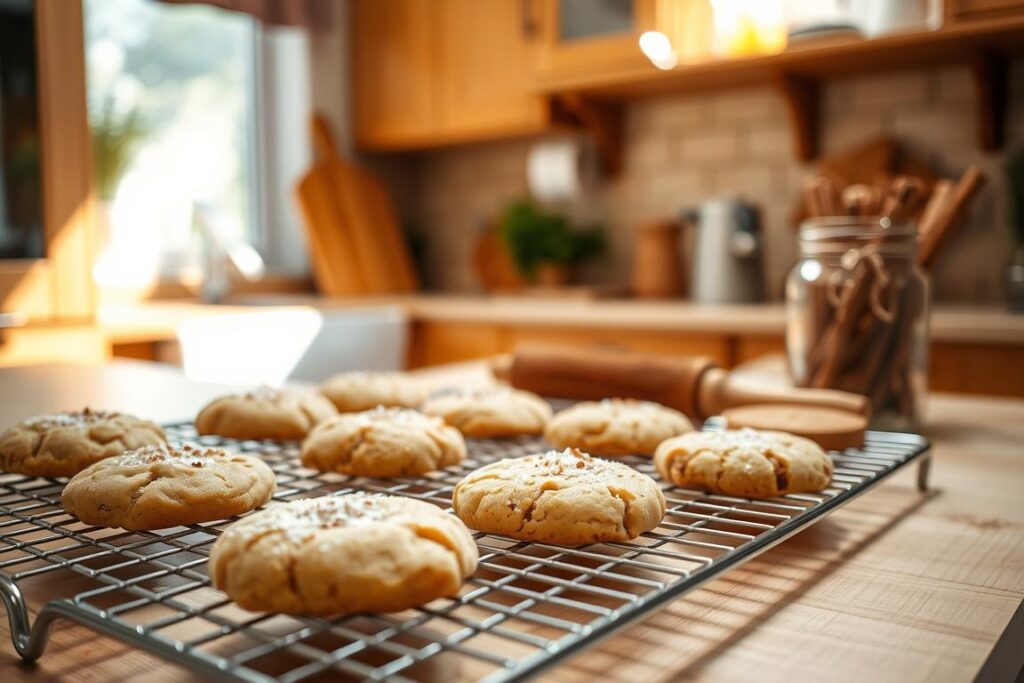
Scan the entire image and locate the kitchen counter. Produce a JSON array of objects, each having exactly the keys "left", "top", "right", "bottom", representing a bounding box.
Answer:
[
  {"left": 0, "top": 360, "right": 1022, "bottom": 682},
  {"left": 99, "top": 295, "right": 1024, "bottom": 346}
]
